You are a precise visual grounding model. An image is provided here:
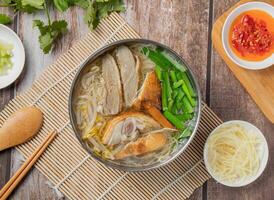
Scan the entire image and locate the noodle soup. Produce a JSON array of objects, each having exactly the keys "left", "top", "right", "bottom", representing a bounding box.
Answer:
[{"left": 70, "top": 40, "right": 201, "bottom": 170}]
